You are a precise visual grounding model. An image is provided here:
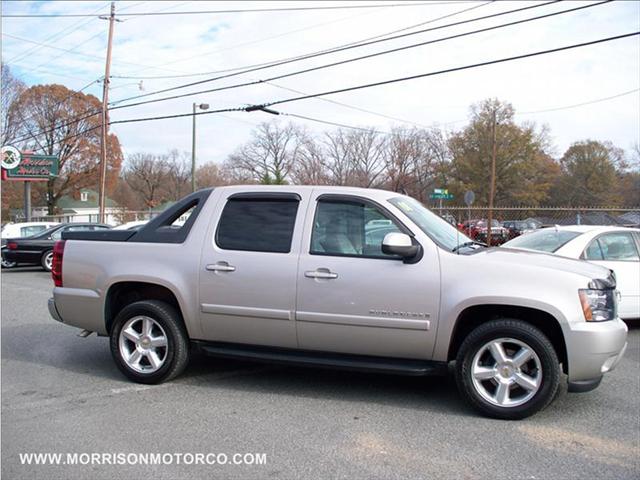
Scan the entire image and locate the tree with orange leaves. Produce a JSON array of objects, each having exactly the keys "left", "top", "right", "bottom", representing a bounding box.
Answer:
[{"left": 6, "top": 83, "right": 122, "bottom": 214}]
